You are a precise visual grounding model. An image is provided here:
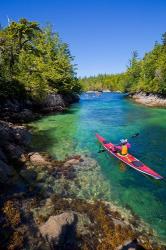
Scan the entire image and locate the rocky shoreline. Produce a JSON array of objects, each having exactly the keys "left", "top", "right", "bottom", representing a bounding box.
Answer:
[
  {"left": 130, "top": 92, "right": 166, "bottom": 107},
  {"left": 0, "top": 93, "right": 79, "bottom": 123},
  {"left": 0, "top": 124, "right": 164, "bottom": 249},
  {"left": 0, "top": 95, "right": 166, "bottom": 249}
]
